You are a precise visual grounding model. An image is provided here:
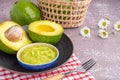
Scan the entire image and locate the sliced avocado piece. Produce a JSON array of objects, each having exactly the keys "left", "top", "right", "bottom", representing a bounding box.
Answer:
[
  {"left": 28, "top": 20, "right": 64, "bottom": 44},
  {"left": 0, "top": 21, "right": 31, "bottom": 54}
]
